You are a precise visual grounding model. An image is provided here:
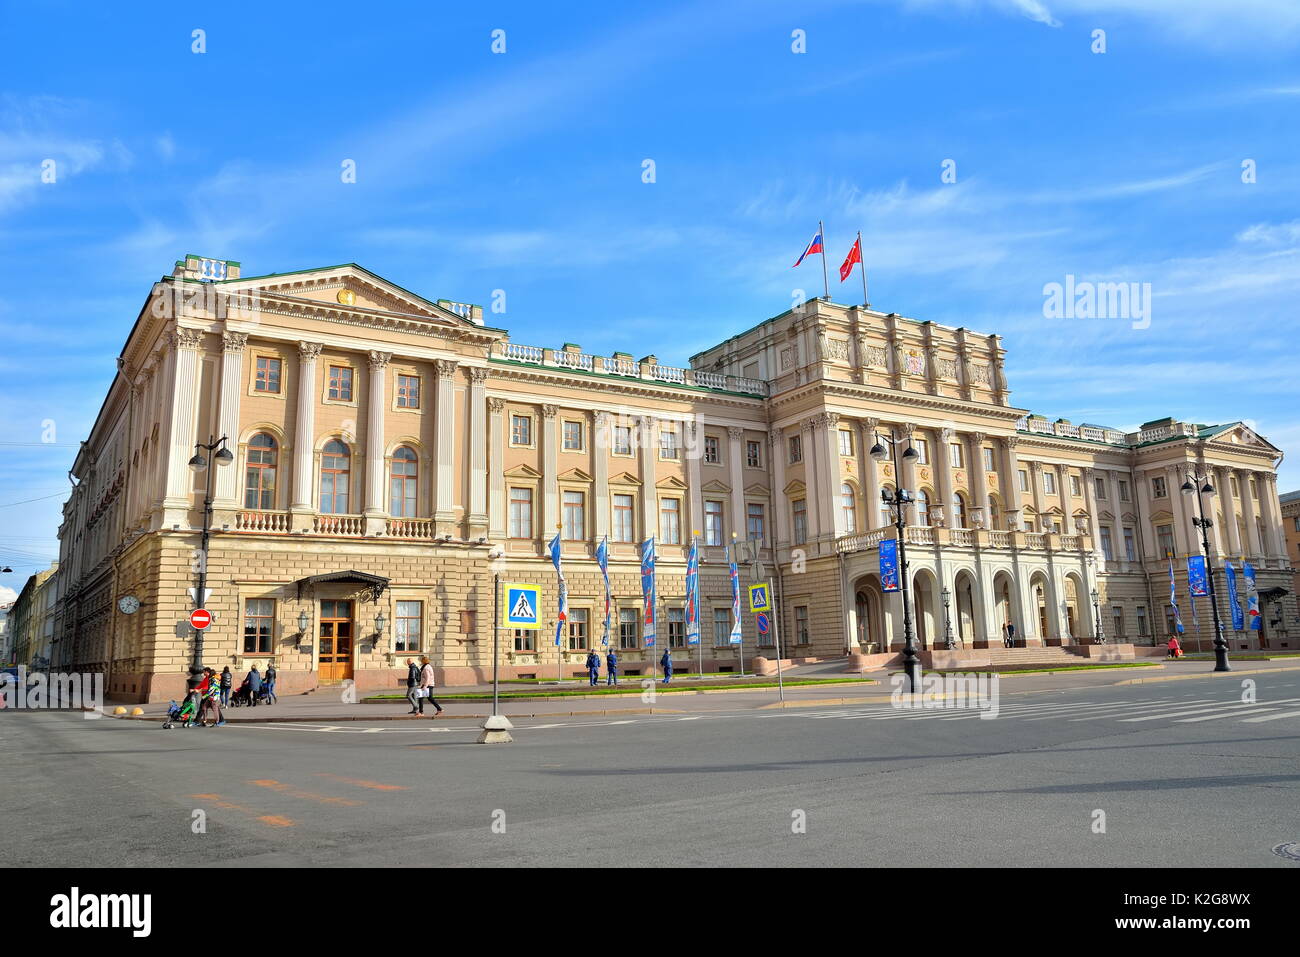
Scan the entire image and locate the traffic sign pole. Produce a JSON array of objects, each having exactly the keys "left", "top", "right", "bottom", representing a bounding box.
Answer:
[{"left": 771, "top": 580, "right": 784, "bottom": 702}]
